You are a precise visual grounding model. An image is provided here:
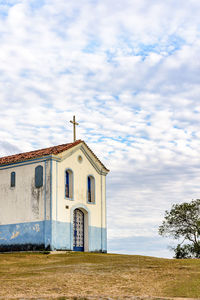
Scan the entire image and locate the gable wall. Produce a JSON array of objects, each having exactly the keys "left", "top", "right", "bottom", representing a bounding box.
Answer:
[
  {"left": 51, "top": 147, "right": 107, "bottom": 251},
  {"left": 52, "top": 148, "right": 104, "bottom": 224}
]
